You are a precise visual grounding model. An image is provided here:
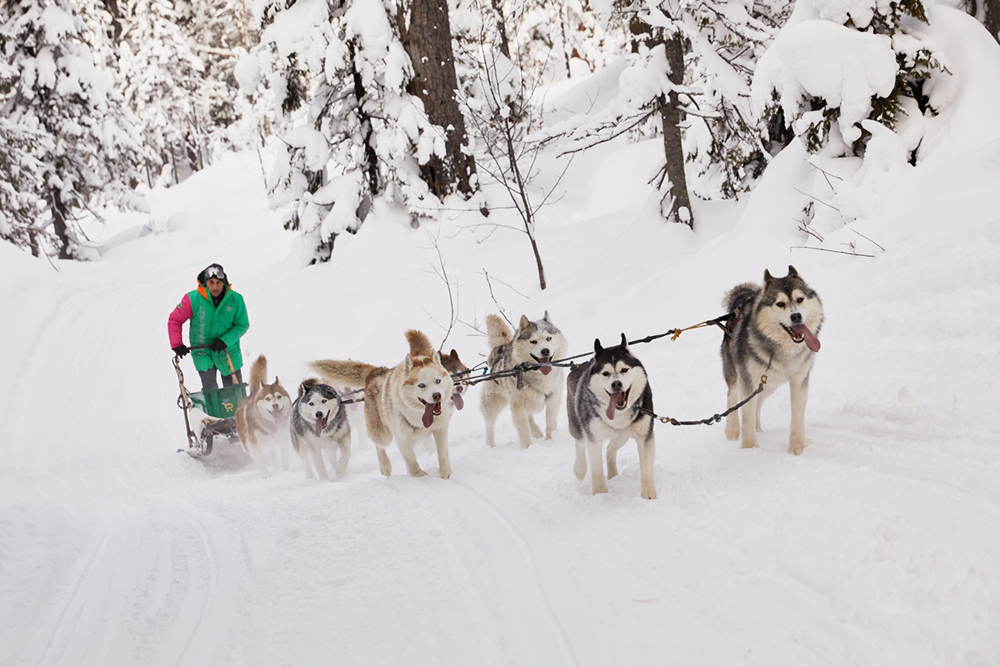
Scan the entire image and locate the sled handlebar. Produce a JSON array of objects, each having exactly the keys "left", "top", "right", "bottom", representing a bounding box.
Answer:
[{"left": 176, "top": 344, "right": 237, "bottom": 376}]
